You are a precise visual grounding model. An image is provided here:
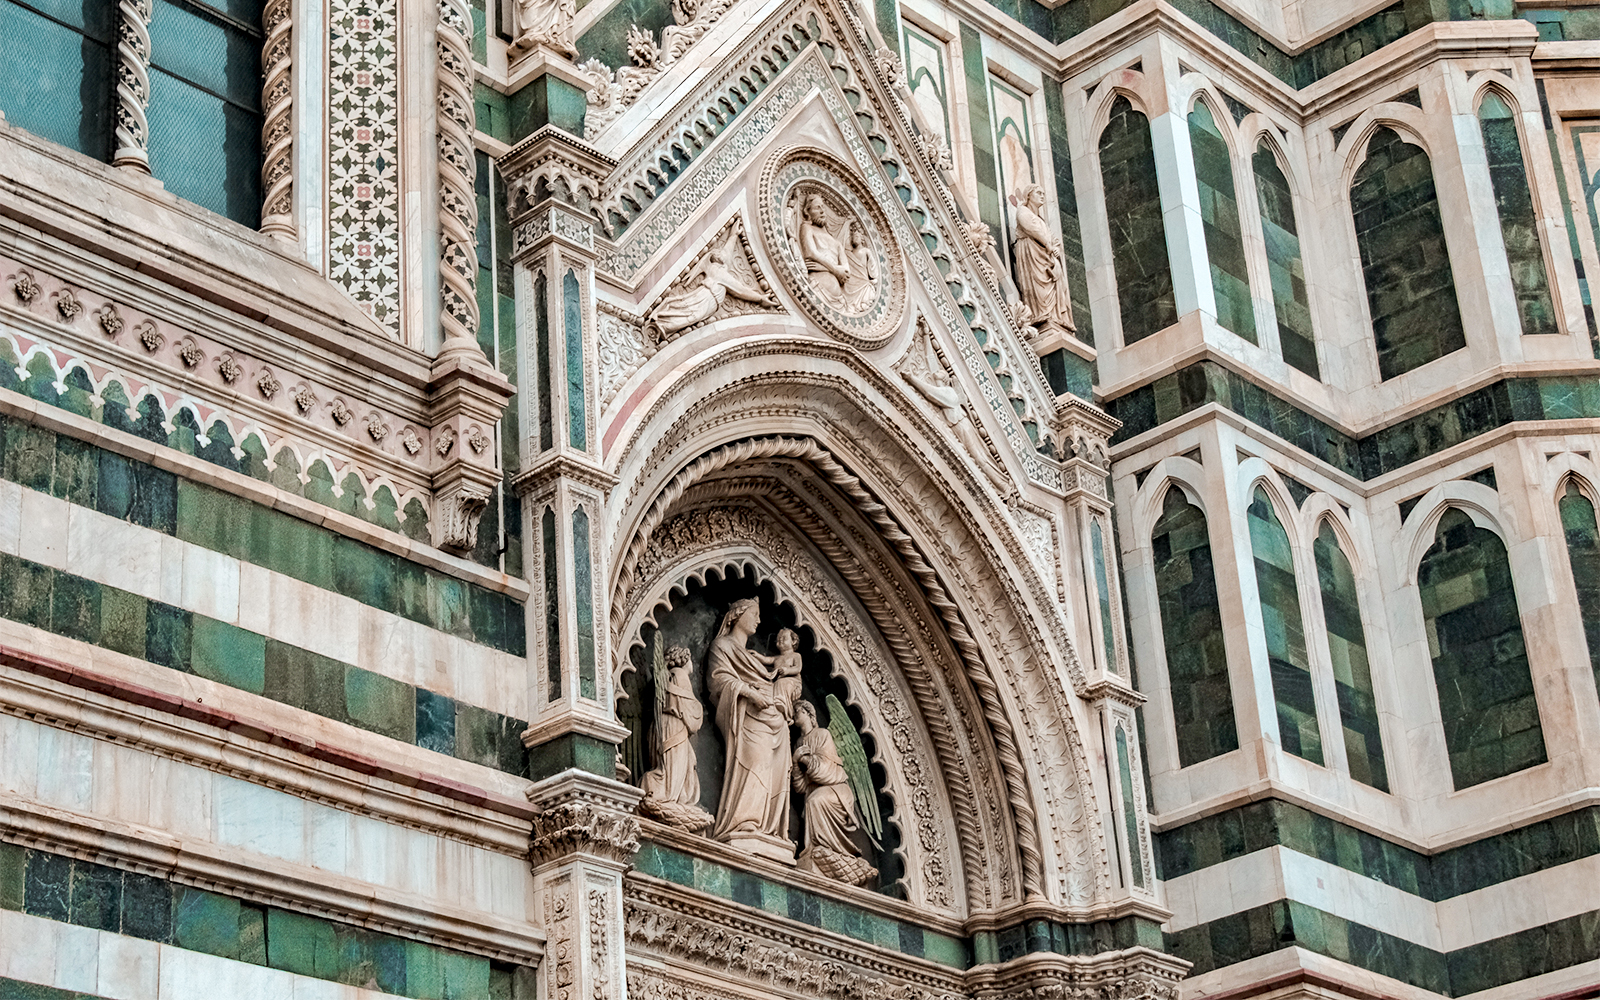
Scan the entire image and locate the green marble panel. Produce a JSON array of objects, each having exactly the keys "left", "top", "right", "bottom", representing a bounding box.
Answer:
[
  {"left": 1100, "top": 97, "right": 1176, "bottom": 344},
  {"left": 1247, "top": 488, "right": 1321, "bottom": 763},
  {"left": 1559, "top": 483, "right": 1600, "bottom": 699},
  {"left": 1479, "top": 92, "right": 1557, "bottom": 336},
  {"left": 1314, "top": 523, "right": 1388, "bottom": 790},
  {"left": 1189, "top": 101, "right": 1256, "bottom": 343},
  {"left": 1419, "top": 509, "right": 1546, "bottom": 788},
  {"left": 1252, "top": 142, "right": 1318, "bottom": 377},
  {"left": 1351, "top": 128, "right": 1466, "bottom": 379},
  {"left": 1152, "top": 488, "right": 1238, "bottom": 766}
]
